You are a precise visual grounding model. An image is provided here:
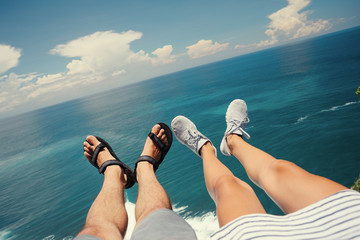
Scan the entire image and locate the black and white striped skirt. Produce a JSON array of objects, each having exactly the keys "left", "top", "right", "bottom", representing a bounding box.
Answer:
[{"left": 210, "top": 190, "right": 360, "bottom": 240}]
